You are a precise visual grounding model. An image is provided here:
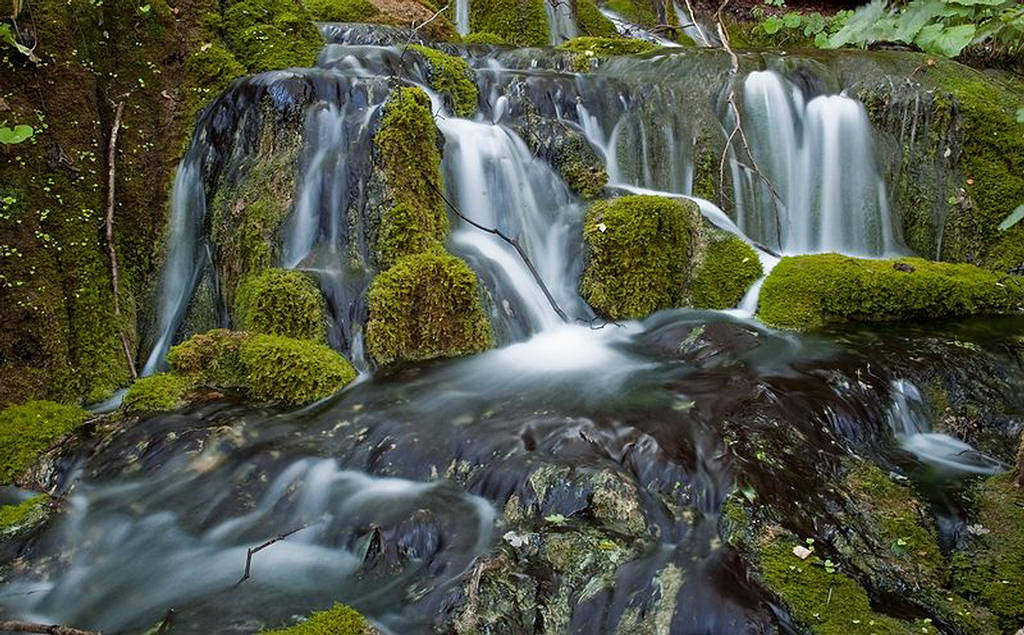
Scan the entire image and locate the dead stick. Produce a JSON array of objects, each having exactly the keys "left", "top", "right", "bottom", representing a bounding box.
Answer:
[
  {"left": 235, "top": 525, "right": 309, "bottom": 586},
  {"left": 105, "top": 99, "right": 138, "bottom": 380},
  {"left": 0, "top": 621, "right": 101, "bottom": 635},
  {"left": 683, "top": 0, "right": 711, "bottom": 46}
]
